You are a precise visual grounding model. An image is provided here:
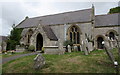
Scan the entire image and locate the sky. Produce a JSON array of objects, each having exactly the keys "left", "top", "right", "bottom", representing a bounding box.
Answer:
[{"left": 0, "top": 0, "right": 119, "bottom": 36}]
